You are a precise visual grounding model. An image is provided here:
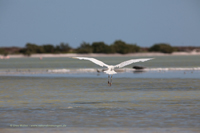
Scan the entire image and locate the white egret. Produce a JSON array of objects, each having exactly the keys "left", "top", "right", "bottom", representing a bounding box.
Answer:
[{"left": 72, "top": 57, "right": 153, "bottom": 86}]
